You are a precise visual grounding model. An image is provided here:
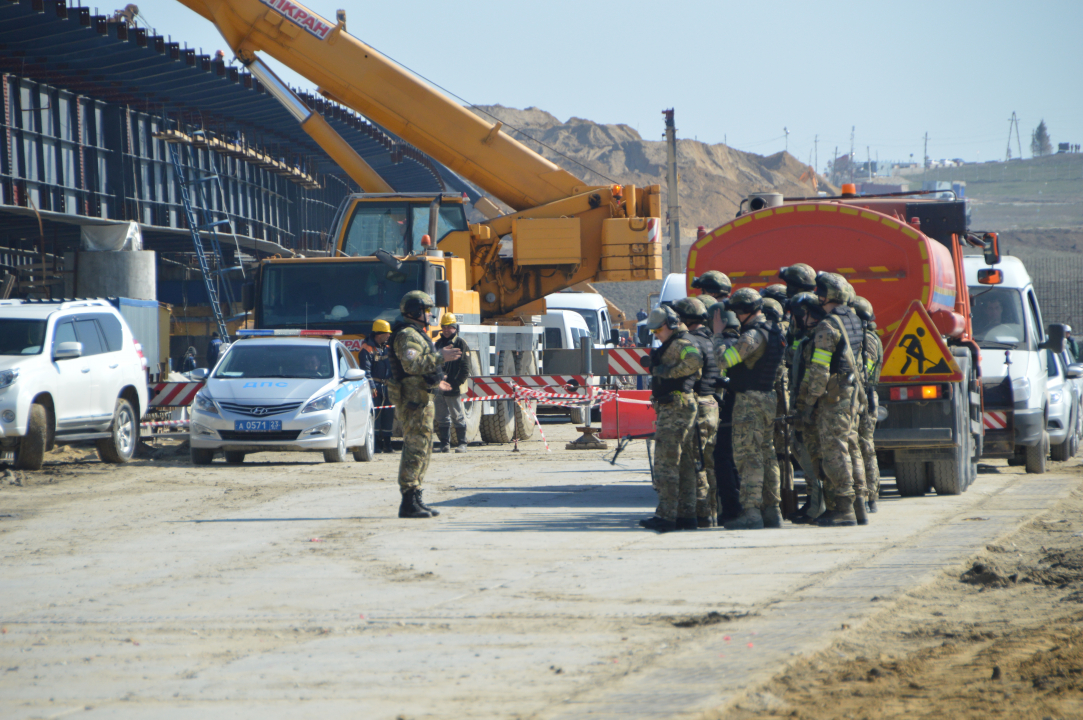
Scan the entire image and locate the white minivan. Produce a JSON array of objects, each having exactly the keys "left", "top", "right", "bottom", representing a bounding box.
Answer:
[
  {"left": 965, "top": 255, "right": 1063, "bottom": 472},
  {"left": 544, "top": 291, "right": 617, "bottom": 348},
  {"left": 539, "top": 310, "right": 593, "bottom": 352}
]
